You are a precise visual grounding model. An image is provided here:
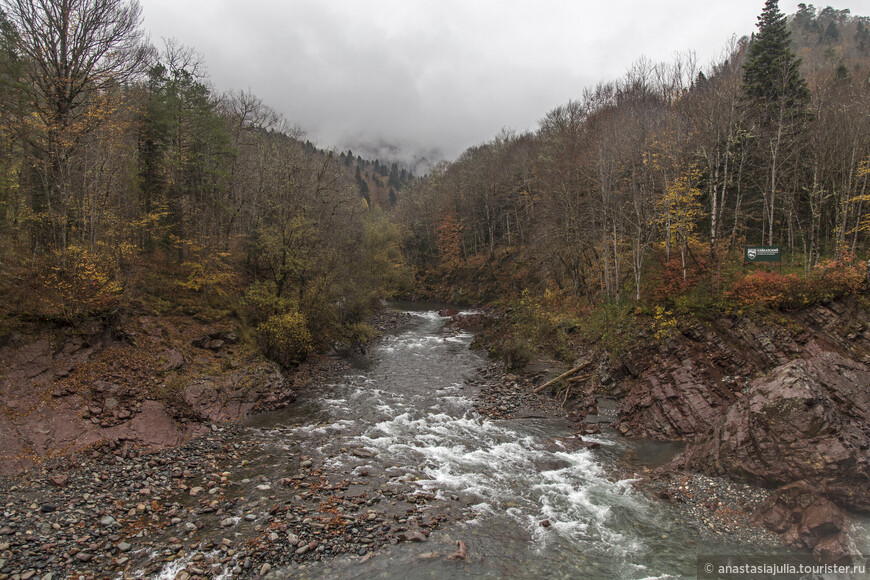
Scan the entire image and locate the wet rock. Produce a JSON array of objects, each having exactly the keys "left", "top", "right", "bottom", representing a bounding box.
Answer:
[
  {"left": 351, "top": 448, "right": 378, "bottom": 458},
  {"left": 398, "top": 531, "right": 428, "bottom": 542},
  {"left": 752, "top": 481, "right": 849, "bottom": 556},
  {"left": 447, "top": 540, "right": 468, "bottom": 561}
]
